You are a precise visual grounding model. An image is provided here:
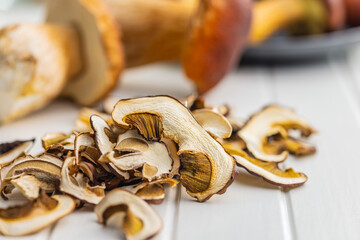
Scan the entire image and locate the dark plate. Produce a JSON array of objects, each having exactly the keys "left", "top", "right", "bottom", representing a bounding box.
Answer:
[{"left": 243, "top": 27, "right": 360, "bottom": 62}]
